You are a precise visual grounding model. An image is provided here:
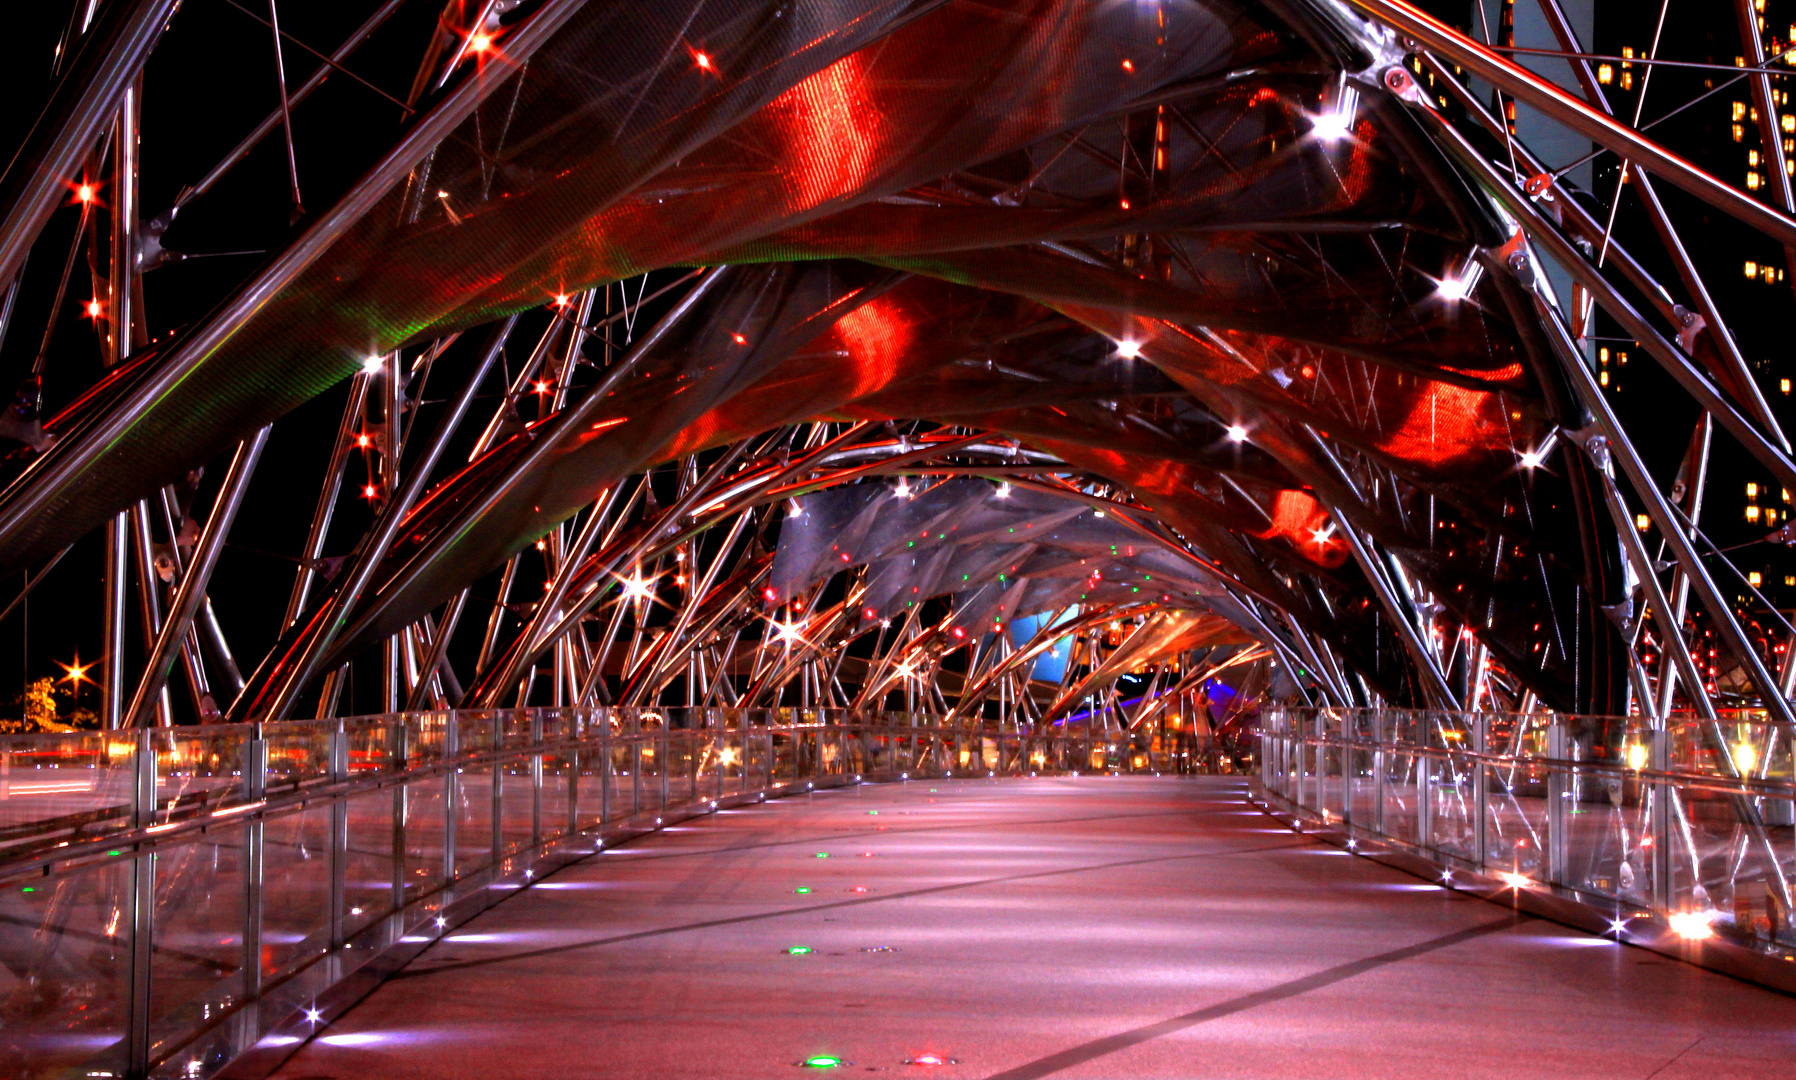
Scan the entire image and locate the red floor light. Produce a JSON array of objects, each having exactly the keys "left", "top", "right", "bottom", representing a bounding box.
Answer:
[{"left": 904, "top": 1054, "right": 958, "bottom": 1066}]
